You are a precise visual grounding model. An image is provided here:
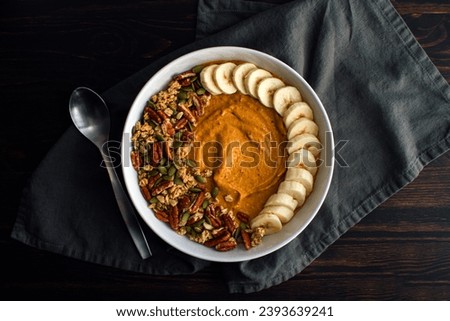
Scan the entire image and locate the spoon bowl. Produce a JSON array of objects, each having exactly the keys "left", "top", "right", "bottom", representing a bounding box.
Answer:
[{"left": 69, "top": 87, "right": 110, "bottom": 148}]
